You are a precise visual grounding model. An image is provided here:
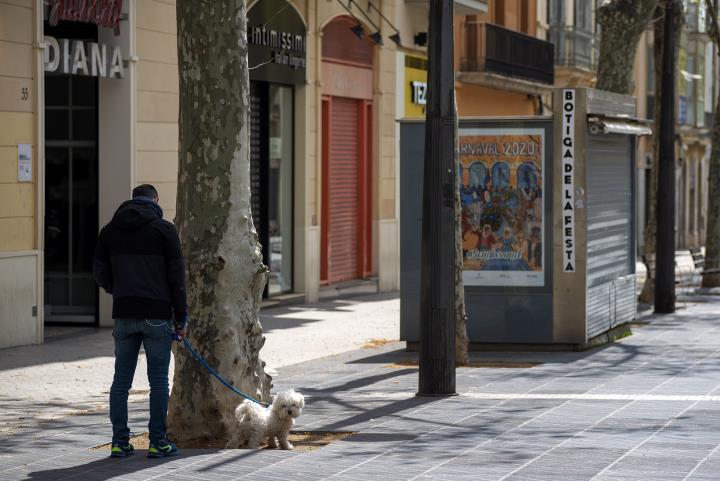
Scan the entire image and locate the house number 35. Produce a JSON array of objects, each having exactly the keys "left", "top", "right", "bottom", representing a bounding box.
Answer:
[{"left": 21, "top": 88, "right": 29, "bottom": 101}]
